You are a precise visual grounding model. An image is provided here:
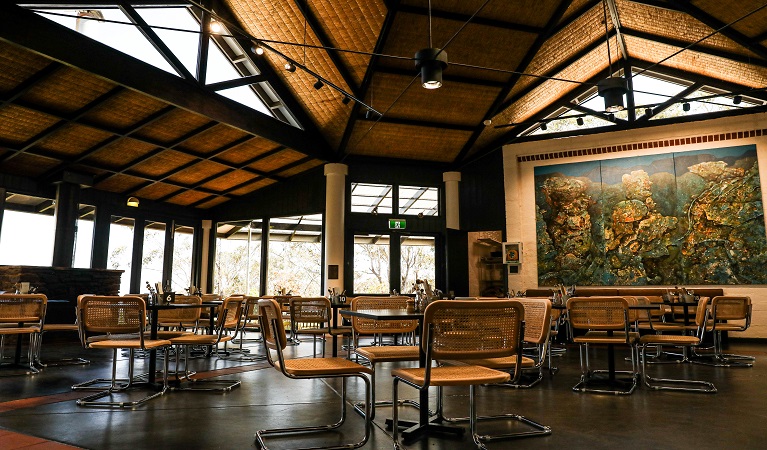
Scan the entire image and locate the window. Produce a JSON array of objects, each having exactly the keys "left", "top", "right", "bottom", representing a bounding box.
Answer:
[
  {"left": 400, "top": 235, "right": 436, "bottom": 294},
  {"left": 350, "top": 183, "right": 392, "bottom": 214},
  {"left": 267, "top": 214, "right": 322, "bottom": 296},
  {"left": 0, "top": 194, "right": 56, "bottom": 266},
  {"left": 214, "top": 220, "right": 262, "bottom": 296},
  {"left": 141, "top": 221, "right": 166, "bottom": 288},
  {"left": 353, "top": 234, "right": 390, "bottom": 294},
  {"left": 398, "top": 186, "right": 438, "bottom": 216},
  {"left": 107, "top": 216, "right": 134, "bottom": 295},
  {"left": 171, "top": 225, "right": 194, "bottom": 293},
  {"left": 73, "top": 204, "right": 95, "bottom": 268}
]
